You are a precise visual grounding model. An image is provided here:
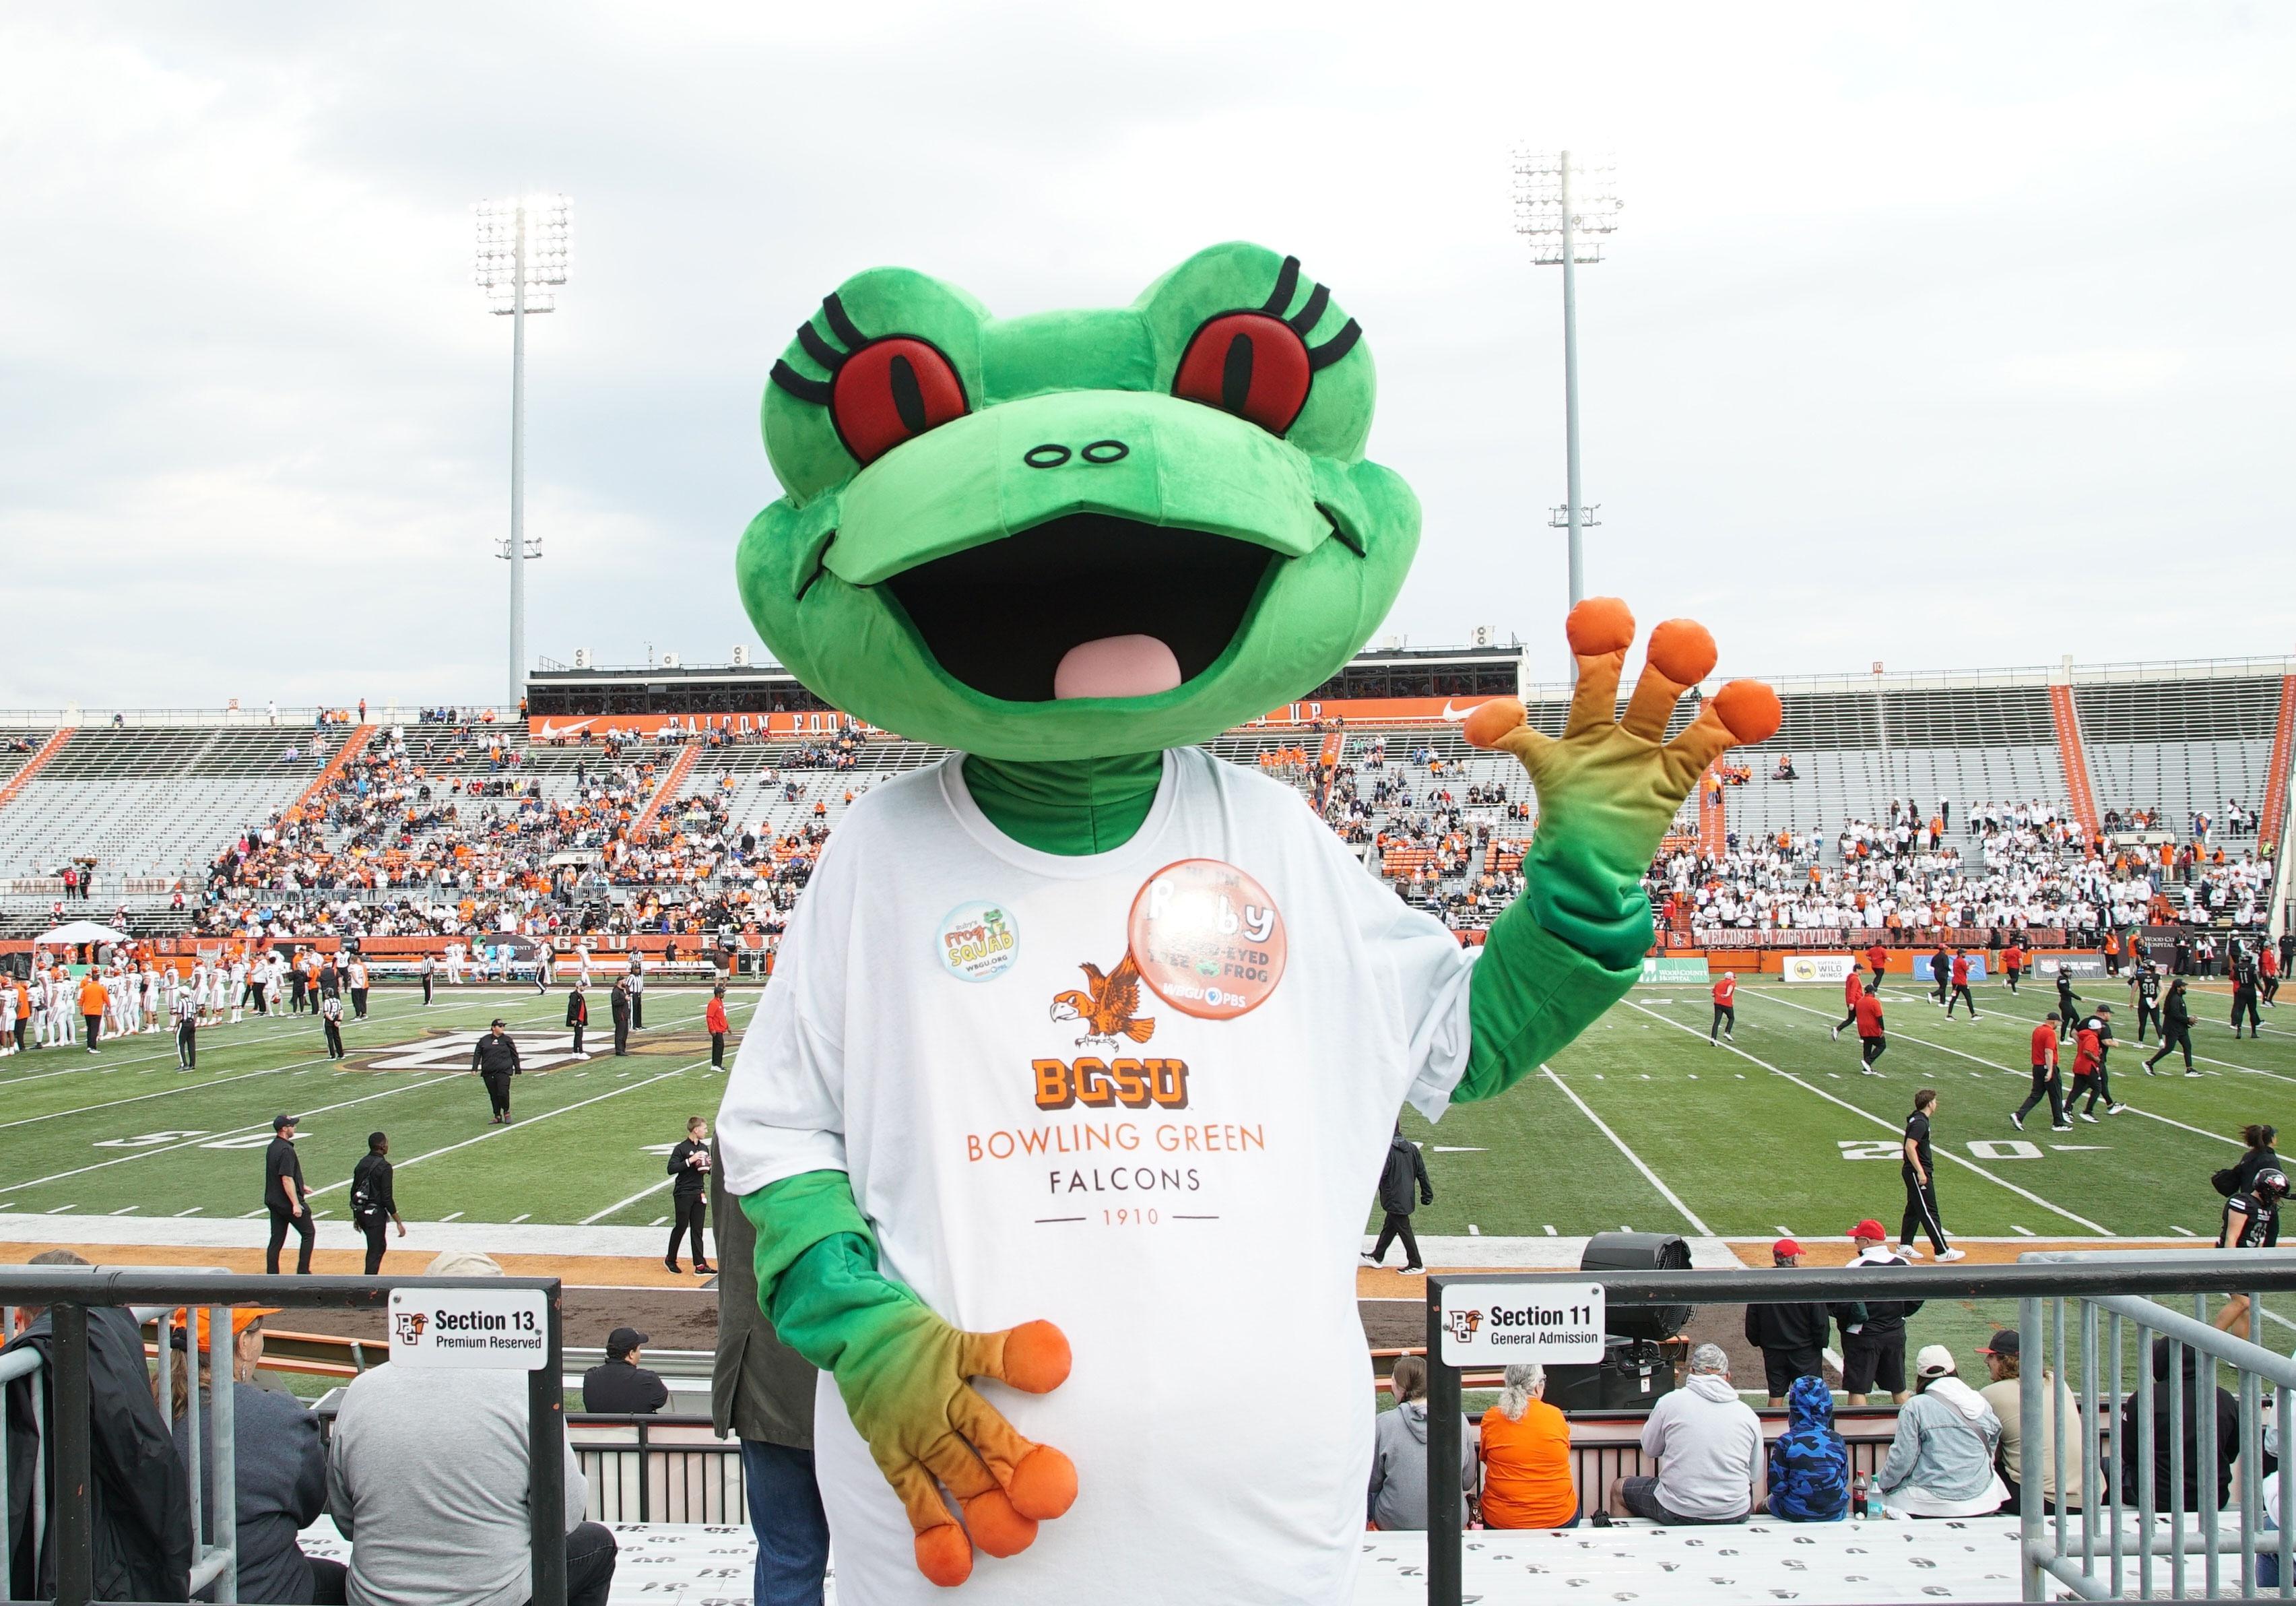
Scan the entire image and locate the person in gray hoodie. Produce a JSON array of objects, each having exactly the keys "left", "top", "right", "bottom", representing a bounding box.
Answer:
[
  {"left": 1876, "top": 1345, "right": 2008, "bottom": 1517},
  {"left": 1609, "top": 1344, "right": 1764, "bottom": 1524},
  {"left": 1367, "top": 1356, "right": 1478, "bottom": 1531}
]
